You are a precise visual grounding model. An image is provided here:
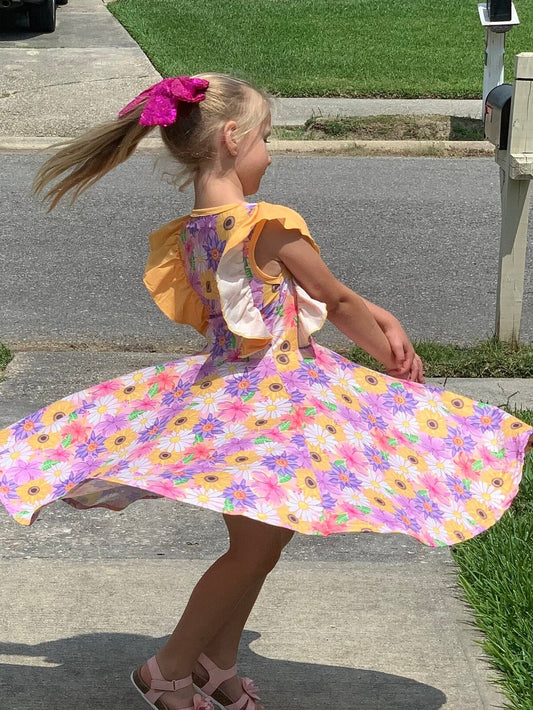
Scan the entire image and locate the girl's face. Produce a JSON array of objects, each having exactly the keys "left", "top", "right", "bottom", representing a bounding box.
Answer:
[{"left": 235, "top": 118, "right": 272, "bottom": 196}]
